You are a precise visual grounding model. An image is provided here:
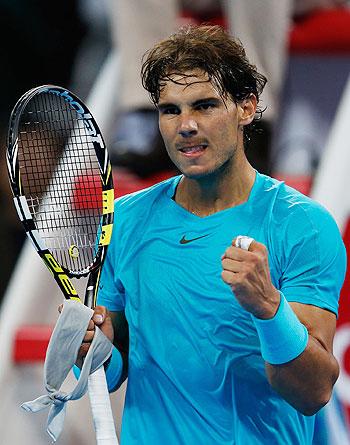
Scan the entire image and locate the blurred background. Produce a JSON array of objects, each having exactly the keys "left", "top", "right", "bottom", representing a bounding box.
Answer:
[{"left": 1, "top": 0, "right": 350, "bottom": 443}]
